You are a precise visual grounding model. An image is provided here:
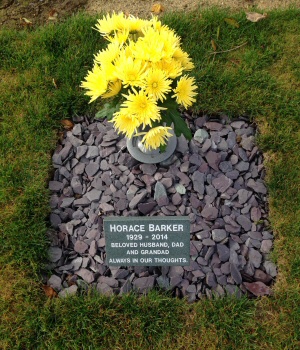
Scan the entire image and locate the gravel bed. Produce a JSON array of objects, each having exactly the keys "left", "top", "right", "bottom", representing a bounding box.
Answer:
[{"left": 46, "top": 114, "right": 277, "bottom": 301}]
